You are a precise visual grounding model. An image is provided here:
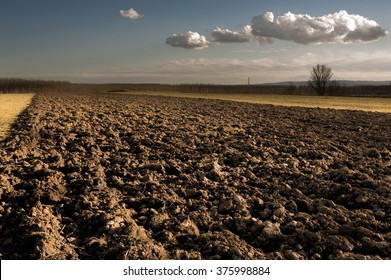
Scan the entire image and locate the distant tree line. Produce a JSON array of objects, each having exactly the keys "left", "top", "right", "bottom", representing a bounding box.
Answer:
[
  {"left": 99, "top": 83, "right": 391, "bottom": 97},
  {"left": 0, "top": 78, "right": 111, "bottom": 93},
  {"left": 333, "top": 84, "right": 391, "bottom": 97},
  {"left": 307, "top": 64, "right": 391, "bottom": 97},
  {"left": 0, "top": 78, "right": 72, "bottom": 93},
  {"left": 107, "top": 83, "right": 307, "bottom": 95},
  {"left": 1, "top": 77, "right": 390, "bottom": 97}
]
